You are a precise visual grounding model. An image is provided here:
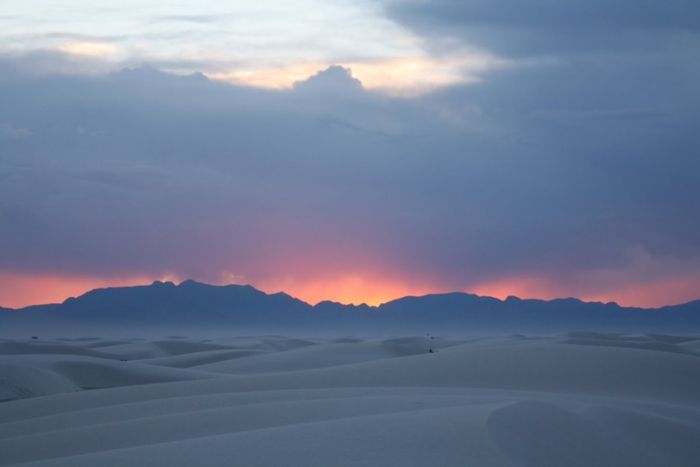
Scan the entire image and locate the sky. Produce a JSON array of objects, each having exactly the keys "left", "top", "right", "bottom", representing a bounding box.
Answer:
[{"left": 1, "top": 0, "right": 699, "bottom": 308}]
